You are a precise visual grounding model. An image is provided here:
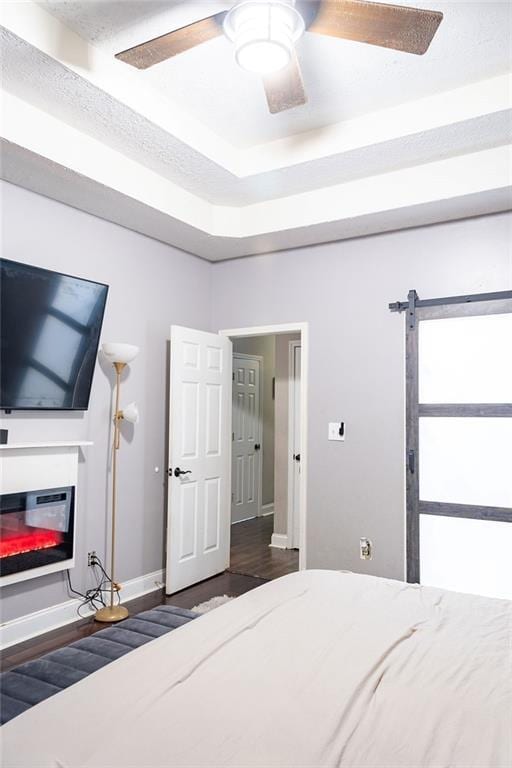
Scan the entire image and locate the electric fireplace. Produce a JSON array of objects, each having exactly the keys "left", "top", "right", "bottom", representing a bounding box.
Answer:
[{"left": 0, "top": 486, "right": 75, "bottom": 580}]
